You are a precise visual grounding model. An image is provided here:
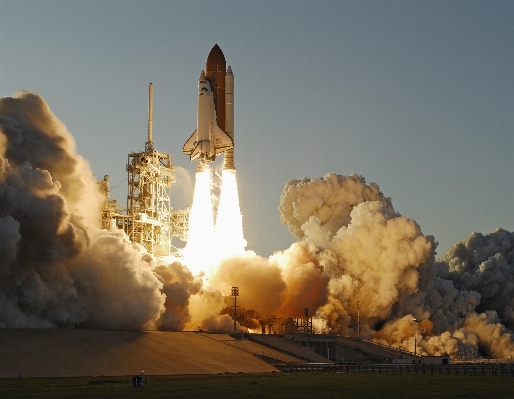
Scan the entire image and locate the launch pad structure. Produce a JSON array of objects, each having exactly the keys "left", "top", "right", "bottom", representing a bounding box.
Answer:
[
  {"left": 95, "top": 45, "right": 393, "bottom": 347},
  {"left": 99, "top": 45, "right": 235, "bottom": 257},
  {"left": 97, "top": 46, "right": 314, "bottom": 335},
  {"left": 123, "top": 146, "right": 174, "bottom": 256},
  {"left": 98, "top": 84, "right": 189, "bottom": 257}
]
